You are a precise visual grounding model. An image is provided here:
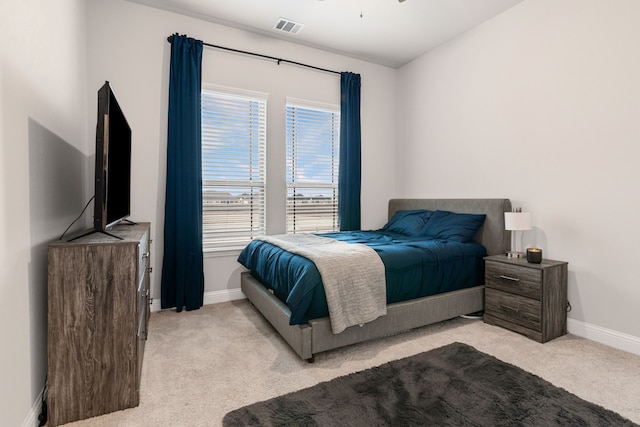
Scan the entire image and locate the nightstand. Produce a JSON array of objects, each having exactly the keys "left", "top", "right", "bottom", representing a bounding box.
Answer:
[{"left": 483, "top": 254, "right": 568, "bottom": 343}]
